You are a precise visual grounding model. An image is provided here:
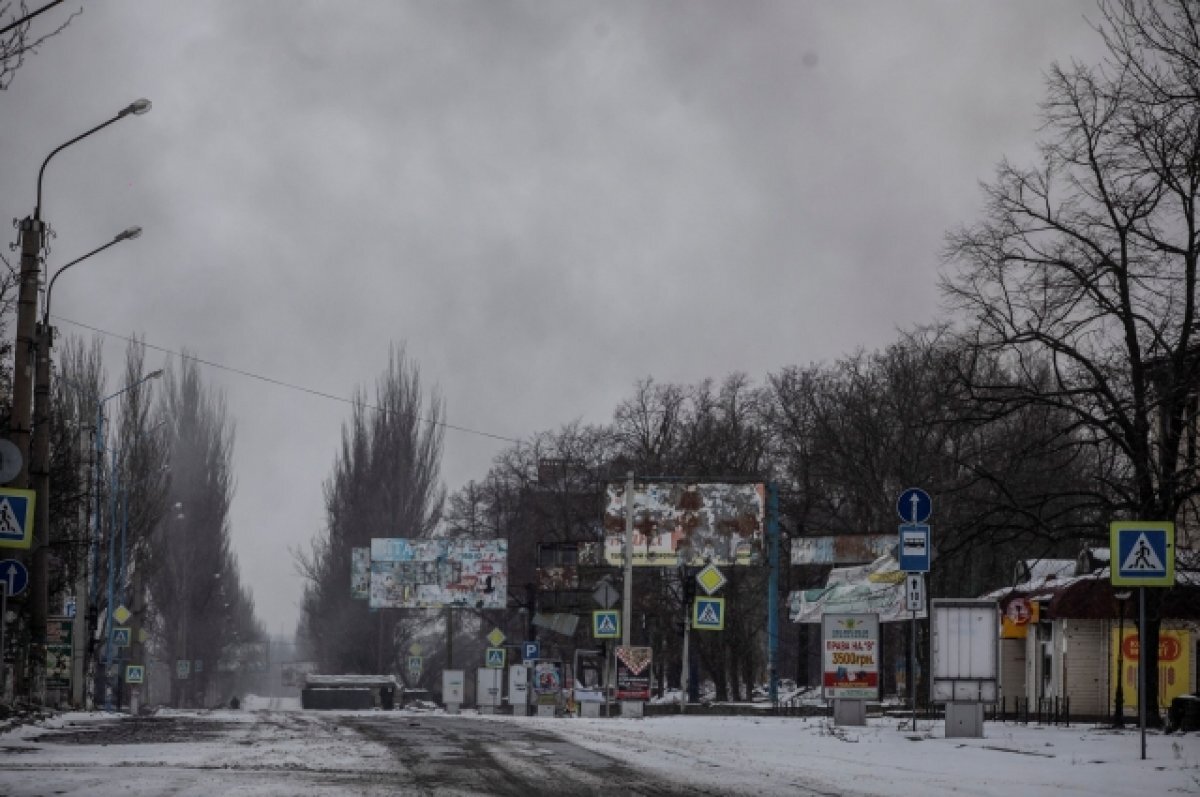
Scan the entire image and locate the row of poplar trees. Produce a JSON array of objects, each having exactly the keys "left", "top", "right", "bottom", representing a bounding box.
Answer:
[{"left": 0, "top": 325, "right": 263, "bottom": 706}]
